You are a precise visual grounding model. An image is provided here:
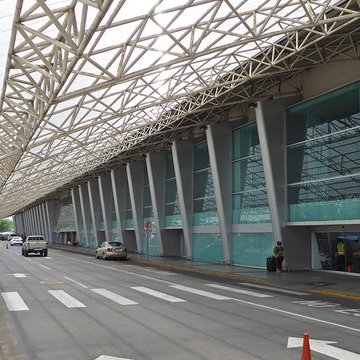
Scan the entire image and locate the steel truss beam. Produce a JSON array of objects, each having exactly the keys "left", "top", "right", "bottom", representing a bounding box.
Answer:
[{"left": 1, "top": 0, "right": 360, "bottom": 216}]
